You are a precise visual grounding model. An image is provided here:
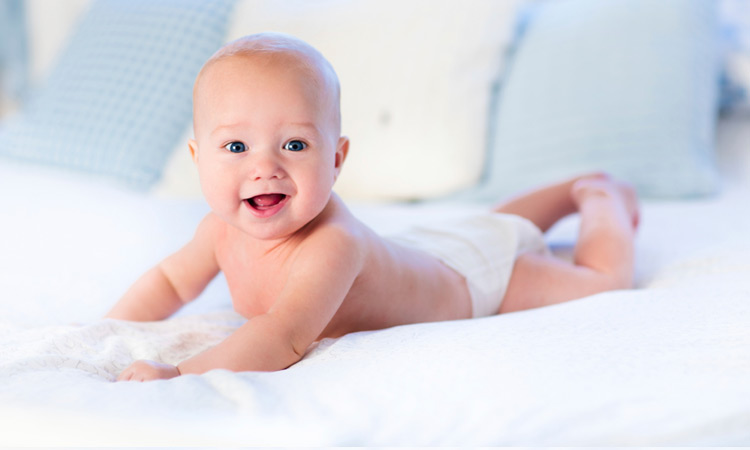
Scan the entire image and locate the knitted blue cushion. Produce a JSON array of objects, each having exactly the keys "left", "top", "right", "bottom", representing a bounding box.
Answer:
[
  {"left": 0, "top": 0, "right": 28, "bottom": 102},
  {"left": 0, "top": 0, "right": 234, "bottom": 189},
  {"left": 465, "top": 0, "right": 721, "bottom": 201}
]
